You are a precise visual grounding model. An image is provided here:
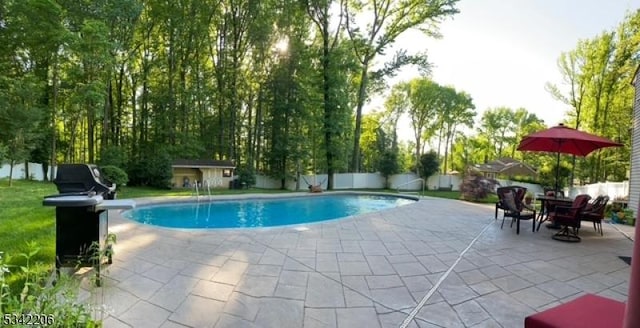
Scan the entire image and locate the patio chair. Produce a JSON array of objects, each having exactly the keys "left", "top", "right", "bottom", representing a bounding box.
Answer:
[
  {"left": 495, "top": 186, "right": 527, "bottom": 219},
  {"left": 580, "top": 195, "right": 609, "bottom": 236},
  {"left": 537, "top": 190, "right": 570, "bottom": 231},
  {"left": 499, "top": 188, "right": 536, "bottom": 234},
  {"left": 549, "top": 194, "right": 591, "bottom": 242}
]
